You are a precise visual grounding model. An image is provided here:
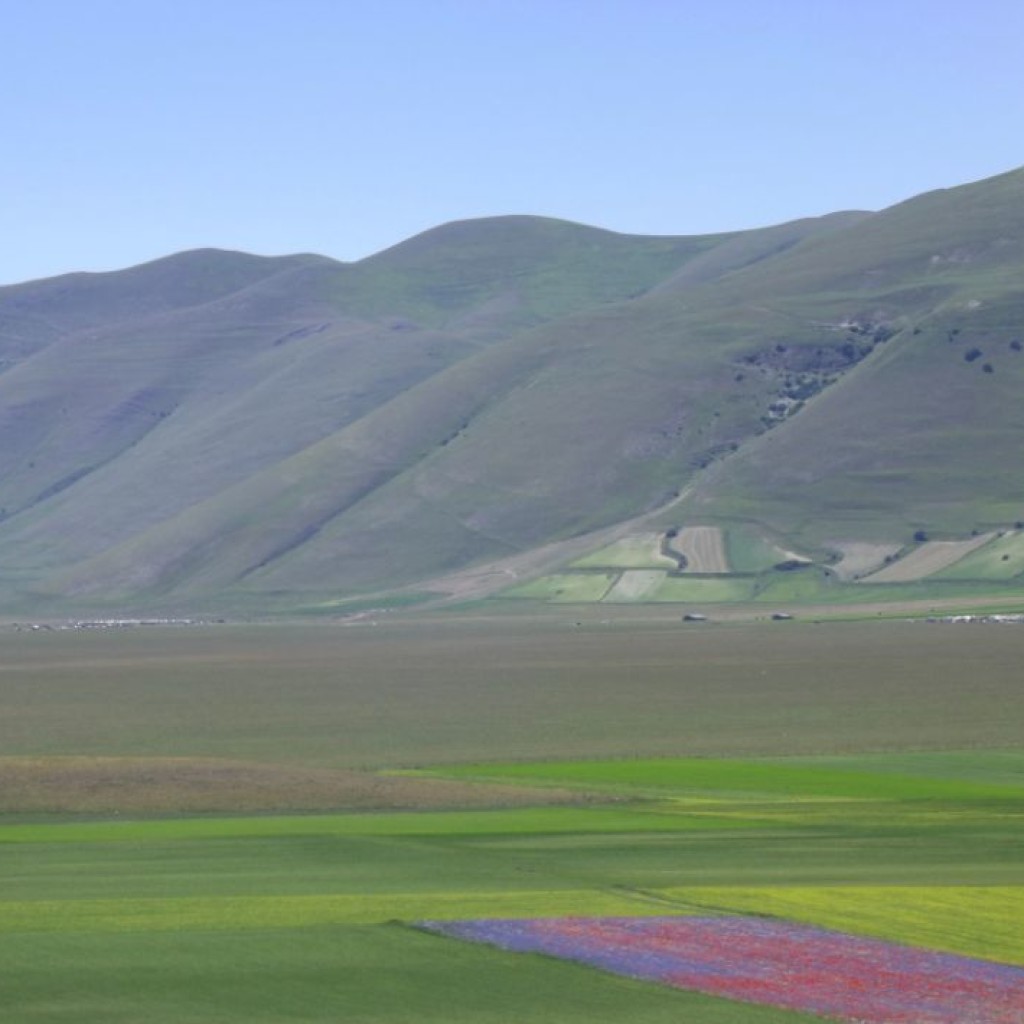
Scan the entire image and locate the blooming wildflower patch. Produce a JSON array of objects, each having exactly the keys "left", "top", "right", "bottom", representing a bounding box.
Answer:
[{"left": 422, "top": 915, "right": 1024, "bottom": 1023}]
